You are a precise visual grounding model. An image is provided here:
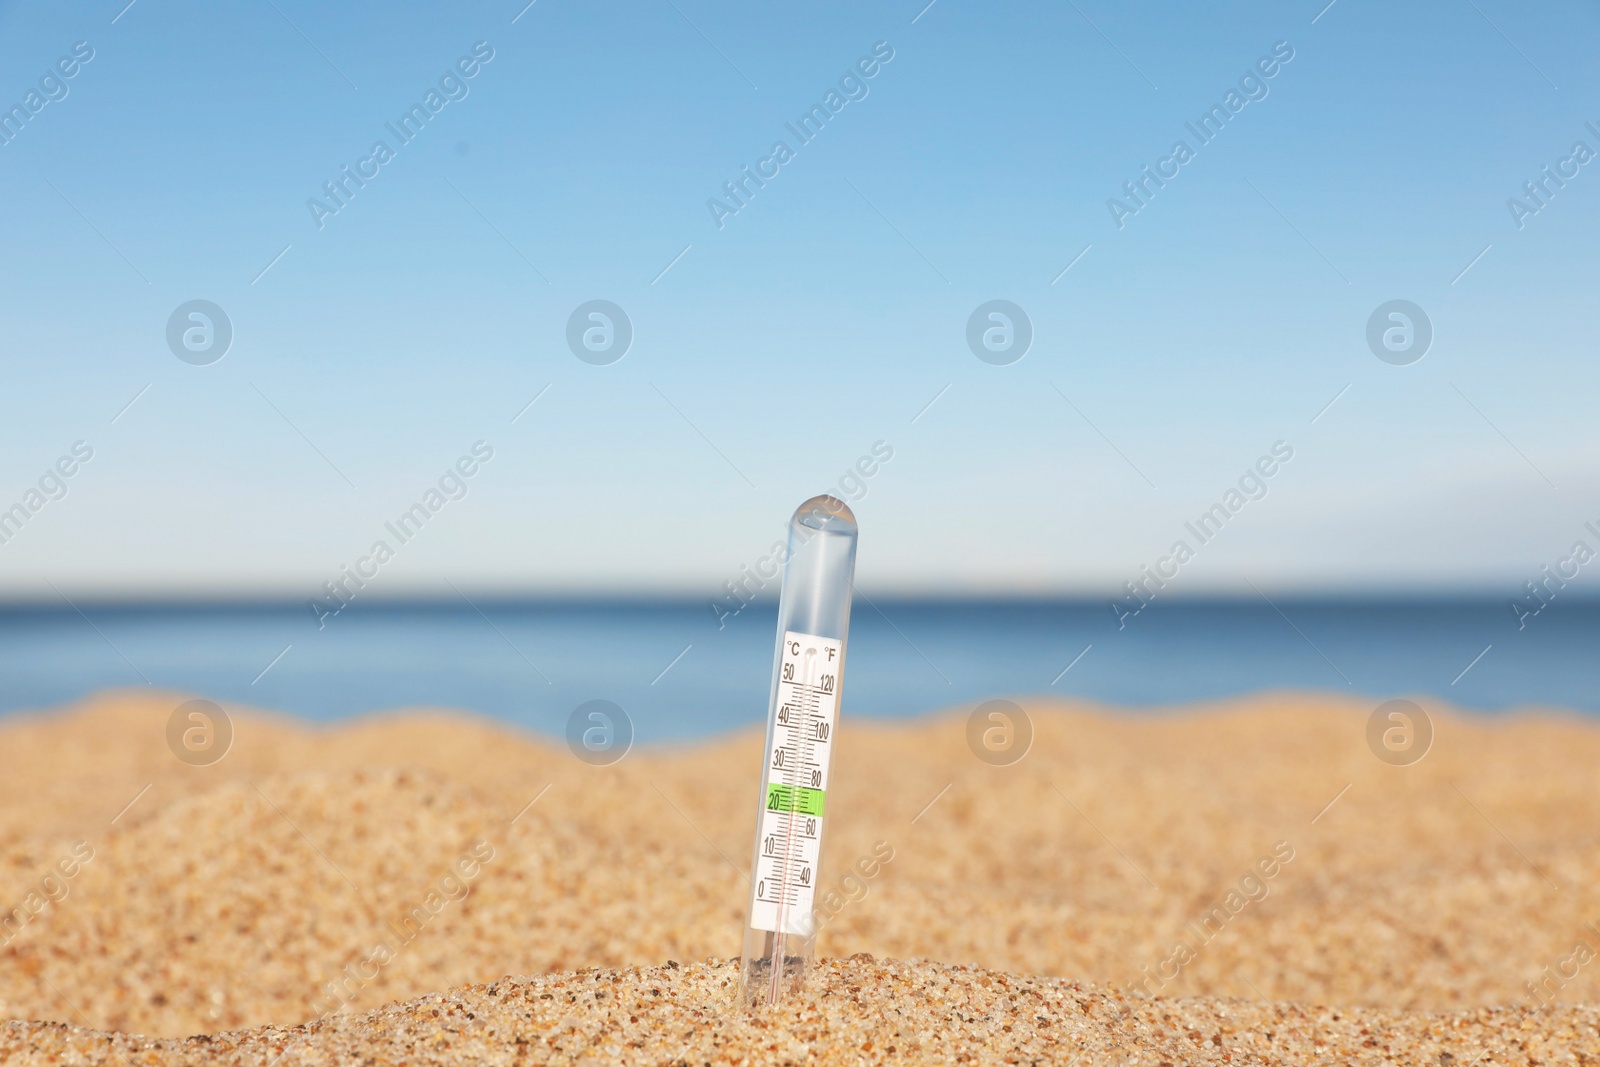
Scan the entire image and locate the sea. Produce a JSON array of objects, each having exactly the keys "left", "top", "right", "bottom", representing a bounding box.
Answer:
[{"left": 0, "top": 597, "right": 1595, "bottom": 742}]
